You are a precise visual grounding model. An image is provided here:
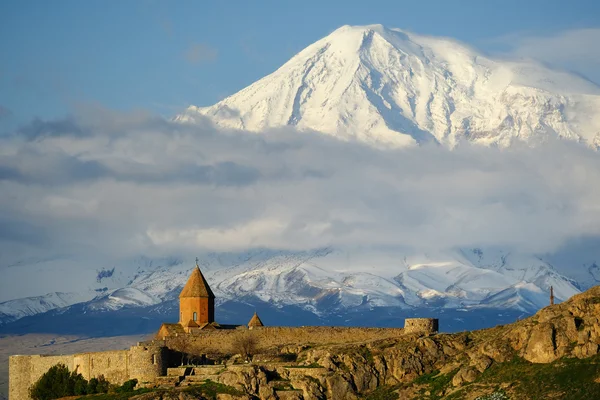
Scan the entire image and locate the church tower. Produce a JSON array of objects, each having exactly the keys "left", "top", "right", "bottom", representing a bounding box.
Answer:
[{"left": 179, "top": 260, "right": 215, "bottom": 328}]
